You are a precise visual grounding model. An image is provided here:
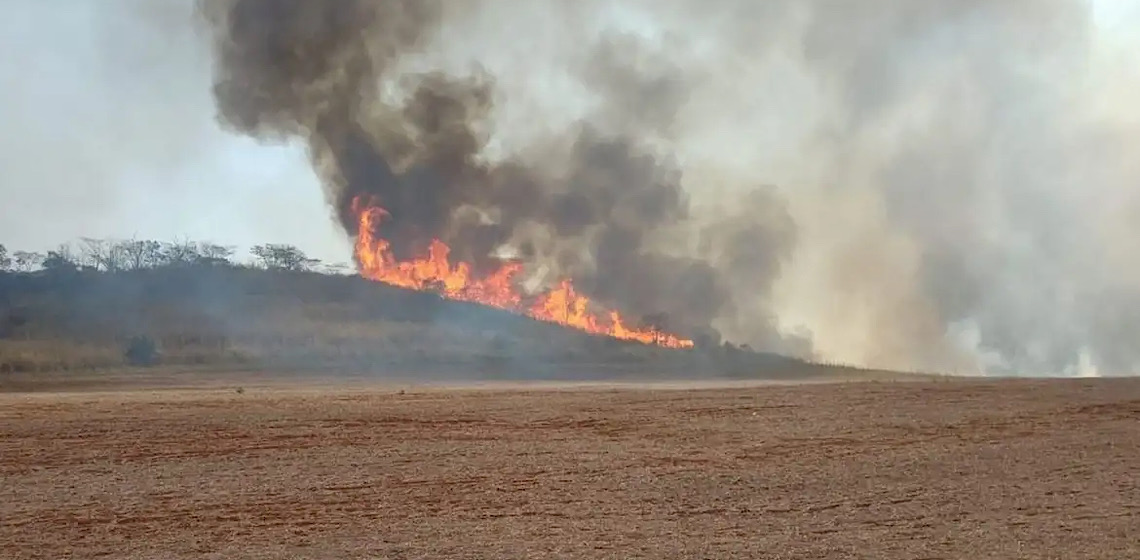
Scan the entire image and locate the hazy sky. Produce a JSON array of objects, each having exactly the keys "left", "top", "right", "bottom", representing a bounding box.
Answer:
[{"left": 0, "top": 1, "right": 349, "bottom": 262}]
